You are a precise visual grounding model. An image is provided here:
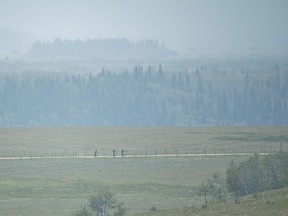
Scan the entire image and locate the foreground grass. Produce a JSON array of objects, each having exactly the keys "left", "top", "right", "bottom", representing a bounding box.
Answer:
[
  {"left": 133, "top": 188, "right": 288, "bottom": 216},
  {"left": 0, "top": 127, "right": 287, "bottom": 215},
  {"left": 0, "top": 156, "right": 242, "bottom": 216}
]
